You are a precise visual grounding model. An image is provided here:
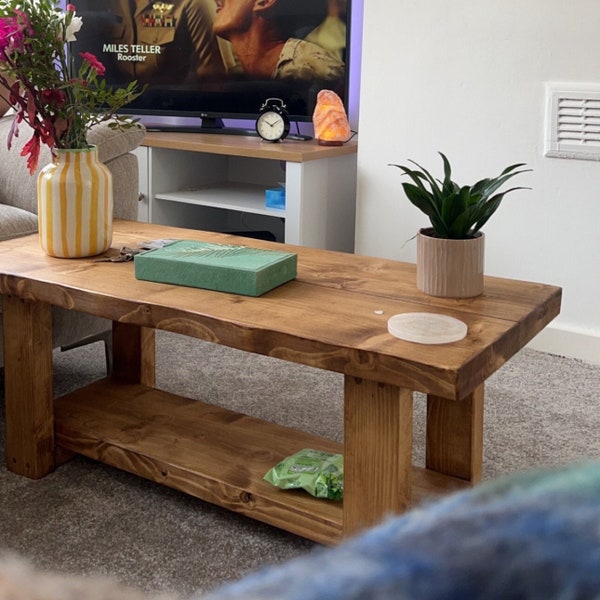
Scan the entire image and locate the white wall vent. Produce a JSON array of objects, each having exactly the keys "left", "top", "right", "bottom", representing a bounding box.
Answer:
[{"left": 545, "top": 83, "right": 600, "bottom": 161}]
